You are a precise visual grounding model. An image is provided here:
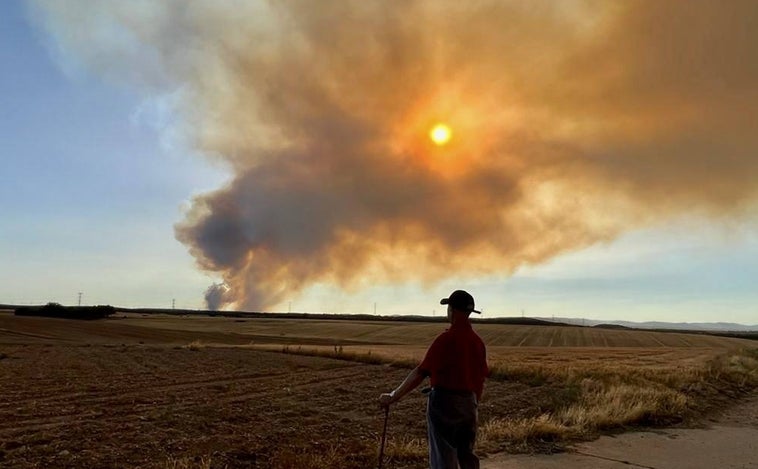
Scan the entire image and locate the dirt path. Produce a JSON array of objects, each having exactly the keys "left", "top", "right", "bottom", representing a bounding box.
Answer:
[{"left": 482, "top": 394, "right": 758, "bottom": 469}]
